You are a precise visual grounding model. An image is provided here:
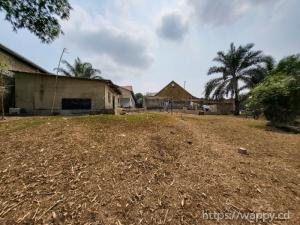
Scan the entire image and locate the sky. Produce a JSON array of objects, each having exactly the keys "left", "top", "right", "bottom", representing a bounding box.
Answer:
[{"left": 0, "top": 0, "right": 300, "bottom": 97}]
